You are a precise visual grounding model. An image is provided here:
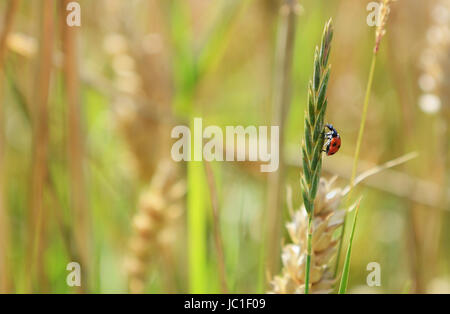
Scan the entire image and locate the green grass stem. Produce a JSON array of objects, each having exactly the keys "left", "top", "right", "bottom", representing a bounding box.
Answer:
[
  {"left": 304, "top": 214, "right": 313, "bottom": 294},
  {"left": 338, "top": 198, "right": 362, "bottom": 294},
  {"left": 334, "top": 53, "right": 377, "bottom": 278}
]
